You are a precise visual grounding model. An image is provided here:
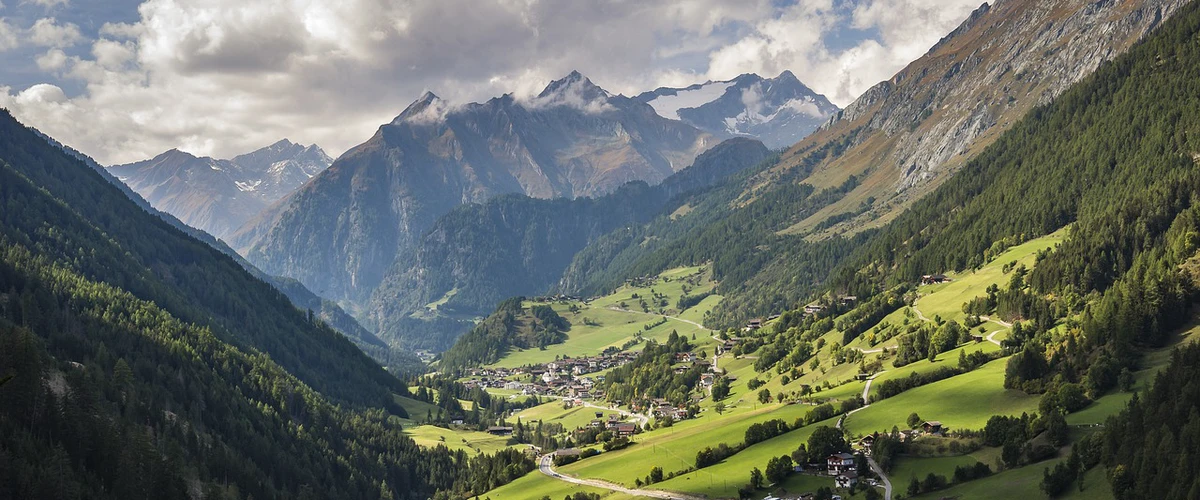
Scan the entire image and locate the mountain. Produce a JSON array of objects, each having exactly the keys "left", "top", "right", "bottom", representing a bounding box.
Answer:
[
  {"left": 230, "top": 71, "right": 715, "bottom": 308},
  {"left": 108, "top": 139, "right": 331, "bottom": 238},
  {"left": 638, "top": 71, "right": 839, "bottom": 149},
  {"left": 0, "top": 110, "right": 547, "bottom": 499},
  {"left": 33, "top": 132, "right": 420, "bottom": 373},
  {"left": 365, "top": 137, "right": 771, "bottom": 350},
  {"left": 557, "top": 0, "right": 1189, "bottom": 329}
]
